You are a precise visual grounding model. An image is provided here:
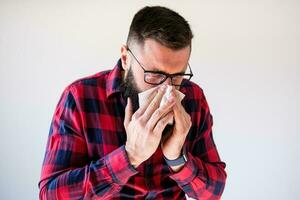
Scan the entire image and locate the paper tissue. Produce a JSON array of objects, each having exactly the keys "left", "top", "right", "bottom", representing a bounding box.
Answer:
[{"left": 138, "top": 85, "right": 185, "bottom": 125}]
